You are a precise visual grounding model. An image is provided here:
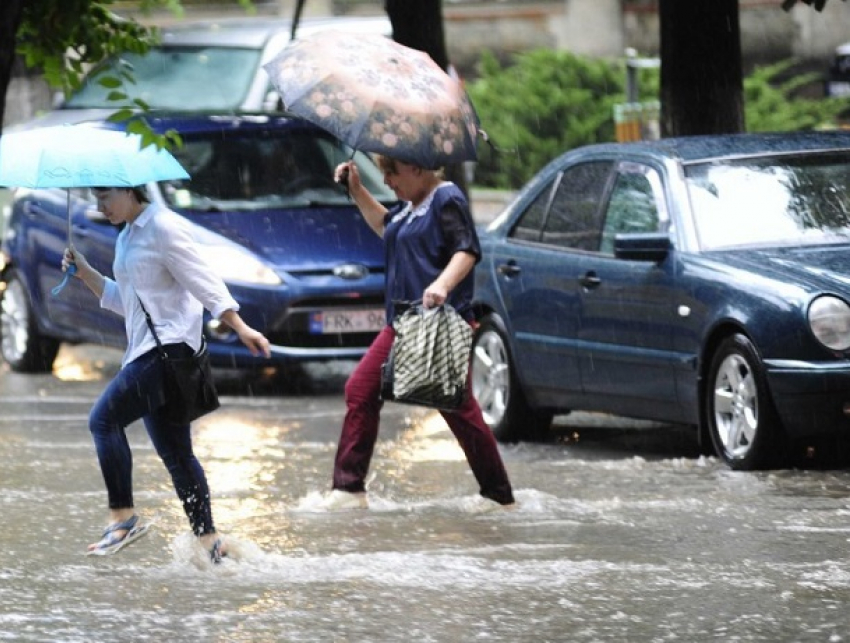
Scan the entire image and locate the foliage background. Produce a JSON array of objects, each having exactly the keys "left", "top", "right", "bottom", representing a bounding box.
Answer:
[{"left": 468, "top": 50, "right": 849, "bottom": 189}]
